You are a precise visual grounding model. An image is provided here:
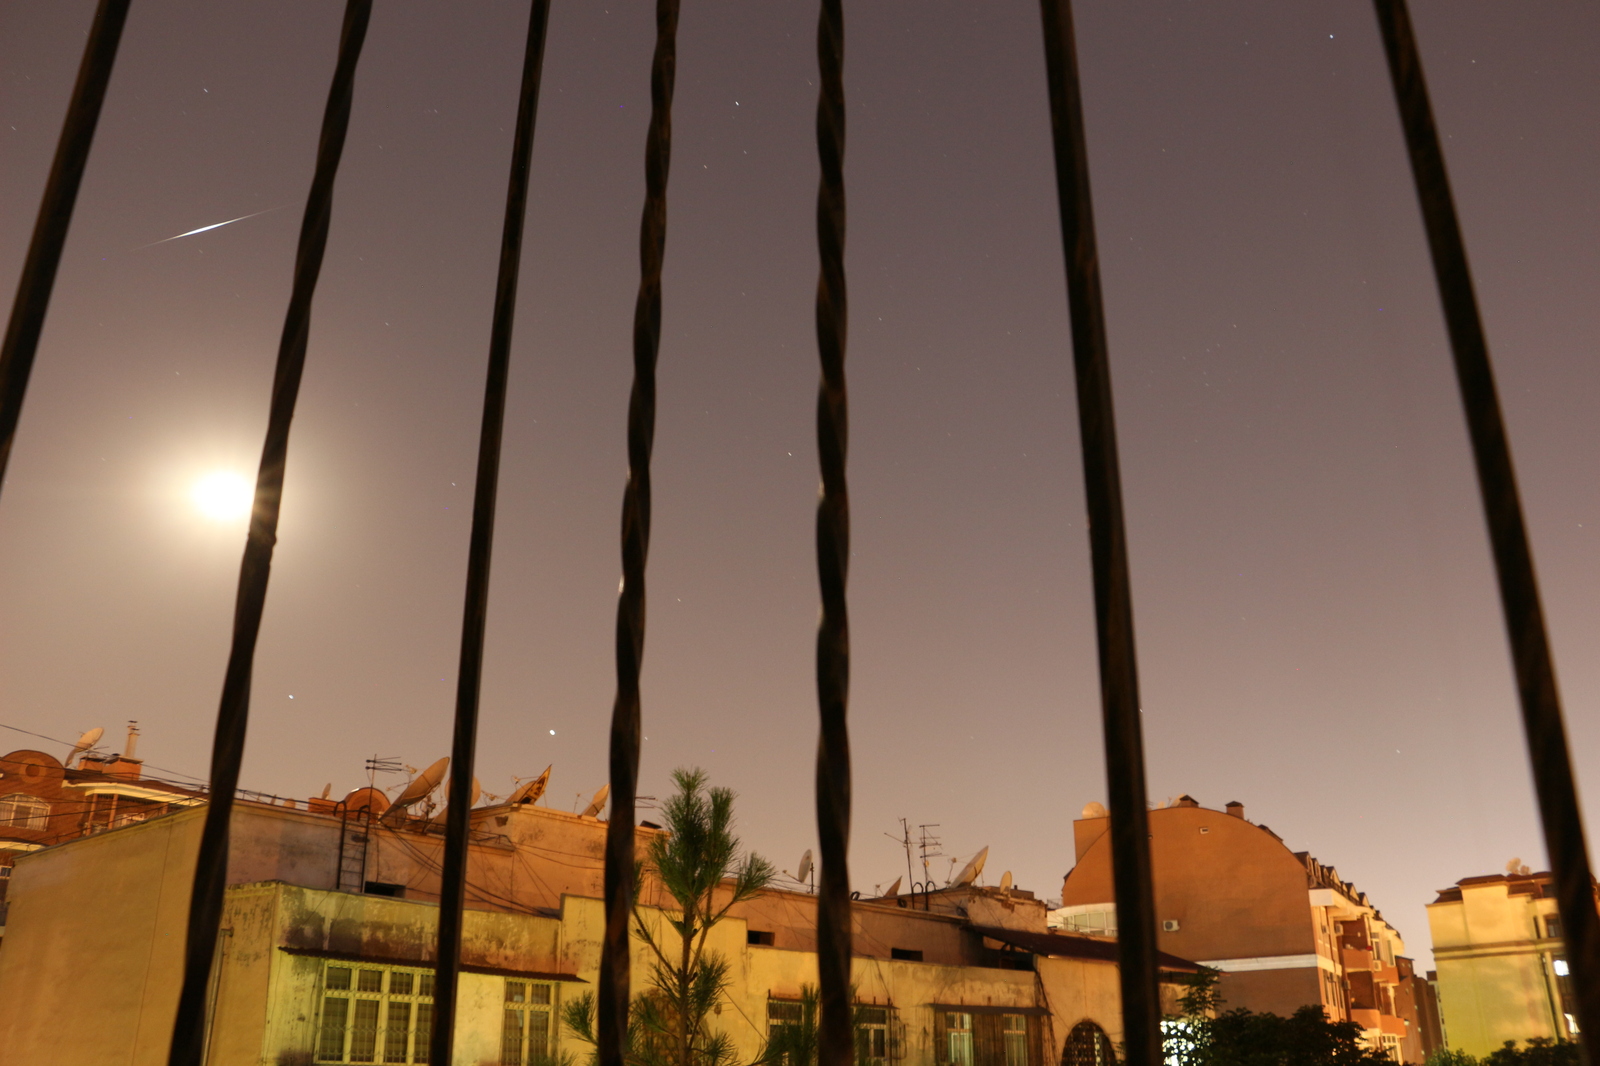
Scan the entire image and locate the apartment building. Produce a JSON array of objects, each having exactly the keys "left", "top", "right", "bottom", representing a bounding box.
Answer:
[
  {"left": 1058, "top": 796, "right": 1440, "bottom": 1062},
  {"left": 1427, "top": 867, "right": 1583, "bottom": 1056}
]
